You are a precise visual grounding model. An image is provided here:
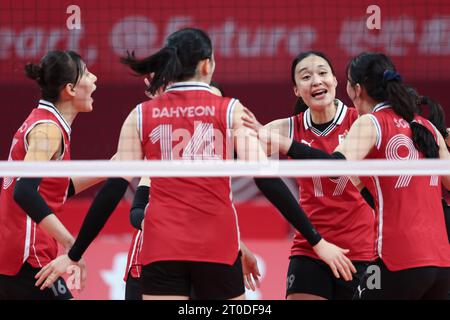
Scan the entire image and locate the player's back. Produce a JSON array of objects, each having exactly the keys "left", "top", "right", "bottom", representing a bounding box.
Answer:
[
  {"left": 138, "top": 82, "right": 240, "bottom": 266},
  {"left": 367, "top": 104, "right": 450, "bottom": 270}
]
